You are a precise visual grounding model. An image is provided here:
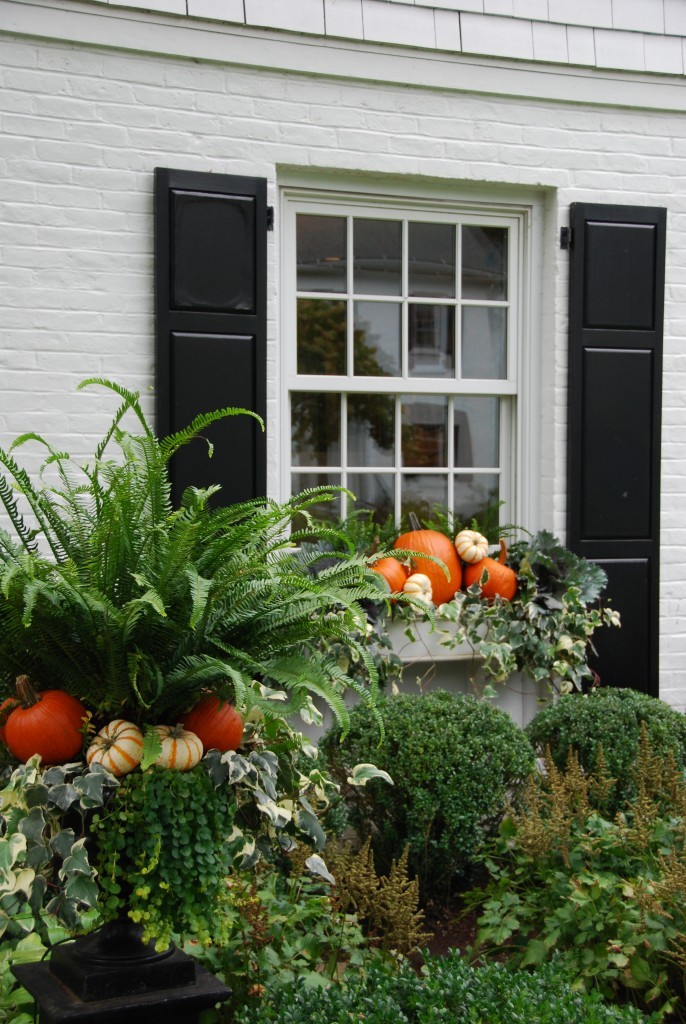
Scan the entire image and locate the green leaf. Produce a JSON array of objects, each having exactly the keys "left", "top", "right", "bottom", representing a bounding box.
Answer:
[
  {"left": 520, "top": 939, "right": 549, "bottom": 967},
  {"left": 140, "top": 726, "right": 163, "bottom": 771},
  {"left": 346, "top": 763, "right": 394, "bottom": 787}
]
